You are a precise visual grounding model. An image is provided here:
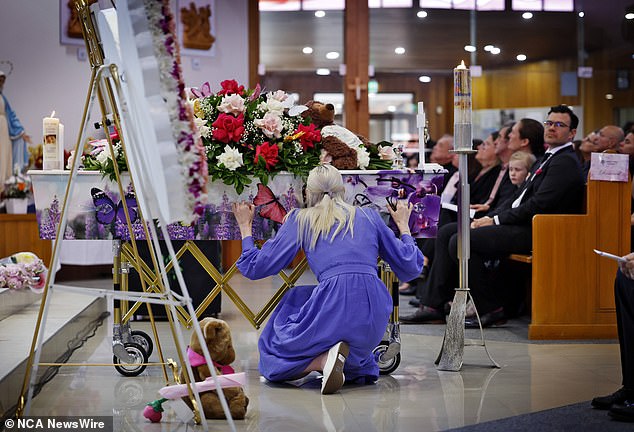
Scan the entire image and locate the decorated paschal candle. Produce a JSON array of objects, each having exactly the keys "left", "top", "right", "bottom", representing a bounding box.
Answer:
[
  {"left": 453, "top": 61, "right": 472, "bottom": 151},
  {"left": 42, "top": 111, "right": 64, "bottom": 170}
]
